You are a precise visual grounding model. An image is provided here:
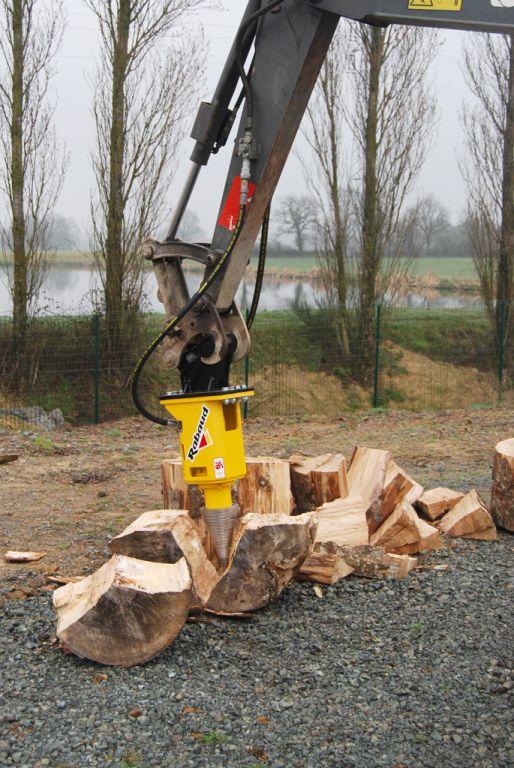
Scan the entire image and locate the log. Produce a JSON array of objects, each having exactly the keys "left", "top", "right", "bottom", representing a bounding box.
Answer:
[
  {"left": 298, "top": 496, "right": 368, "bottom": 584},
  {"left": 161, "top": 459, "right": 204, "bottom": 520},
  {"left": 437, "top": 490, "right": 497, "bottom": 541},
  {"left": 366, "top": 459, "right": 417, "bottom": 536},
  {"left": 109, "top": 510, "right": 218, "bottom": 604},
  {"left": 416, "top": 487, "right": 464, "bottom": 521},
  {"left": 206, "top": 513, "right": 316, "bottom": 613},
  {"left": 491, "top": 438, "right": 514, "bottom": 532},
  {"left": 237, "top": 457, "right": 293, "bottom": 516},
  {"left": 347, "top": 447, "right": 394, "bottom": 534},
  {"left": 386, "top": 460, "right": 424, "bottom": 506},
  {"left": 289, "top": 453, "right": 348, "bottom": 512},
  {"left": 371, "top": 501, "right": 443, "bottom": 555},
  {"left": 336, "top": 545, "right": 418, "bottom": 580},
  {"left": 311, "top": 454, "right": 349, "bottom": 506},
  {"left": 53, "top": 555, "right": 192, "bottom": 666}
]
